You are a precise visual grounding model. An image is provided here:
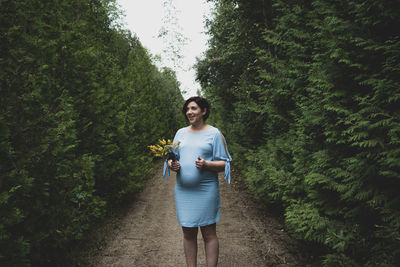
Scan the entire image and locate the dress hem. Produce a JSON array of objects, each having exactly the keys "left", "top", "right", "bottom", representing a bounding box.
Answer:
[{"left": 178, "top": 218, "right": 220, "bottom": 228}]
